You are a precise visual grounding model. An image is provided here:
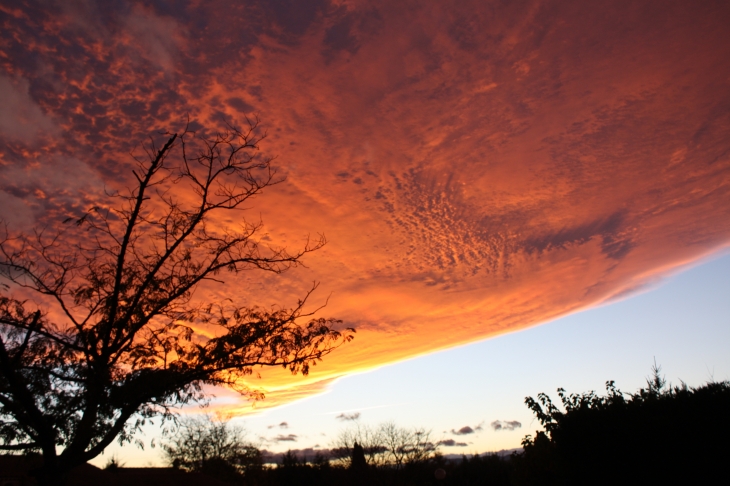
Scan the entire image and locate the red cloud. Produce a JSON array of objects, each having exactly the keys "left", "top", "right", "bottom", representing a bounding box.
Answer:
[{"left": 2, "top": 0, "right": 730, "bottom": 412}]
